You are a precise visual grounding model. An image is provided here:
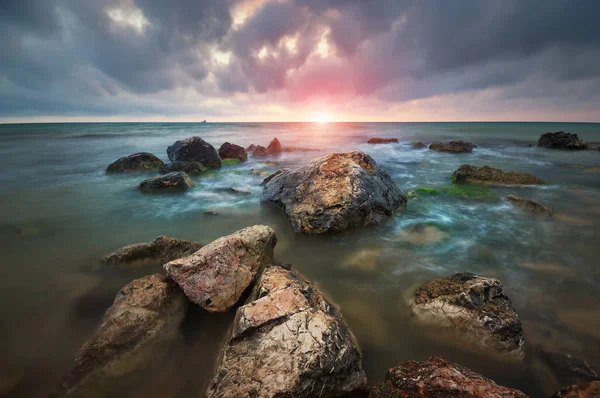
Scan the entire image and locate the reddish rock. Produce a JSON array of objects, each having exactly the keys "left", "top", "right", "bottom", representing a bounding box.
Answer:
[
  {"left": 266, "top": 137, "right": 282, "bottom": 154},
  {"left": 551, "top": 381, "right": 600, "bottom": 397},
  {"left": 367, "top": 137, "right": 399, "bottom": 144}
]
